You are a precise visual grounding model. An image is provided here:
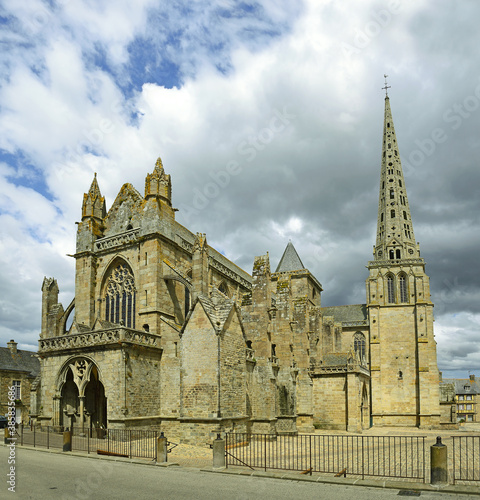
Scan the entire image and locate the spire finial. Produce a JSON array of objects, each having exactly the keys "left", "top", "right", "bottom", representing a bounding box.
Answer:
[{"left": 382, "top": 74, "right": 391, "bottom": 97}]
